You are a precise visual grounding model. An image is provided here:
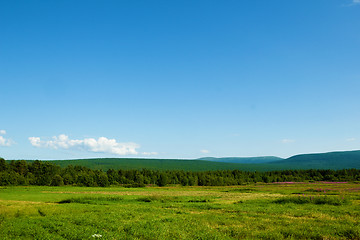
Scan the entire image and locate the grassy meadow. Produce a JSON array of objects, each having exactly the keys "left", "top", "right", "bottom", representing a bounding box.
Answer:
[{"left": 0, "top": 182, "right": 359, "bottom": 239}]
